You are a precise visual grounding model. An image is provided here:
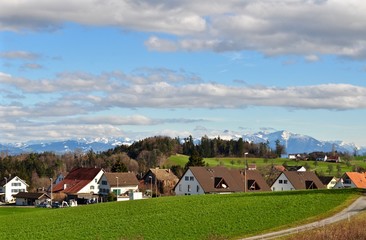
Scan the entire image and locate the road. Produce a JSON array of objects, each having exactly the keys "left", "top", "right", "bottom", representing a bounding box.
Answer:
[{"left": 241, "top": 196, "right": 366, "bottom": 240}]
